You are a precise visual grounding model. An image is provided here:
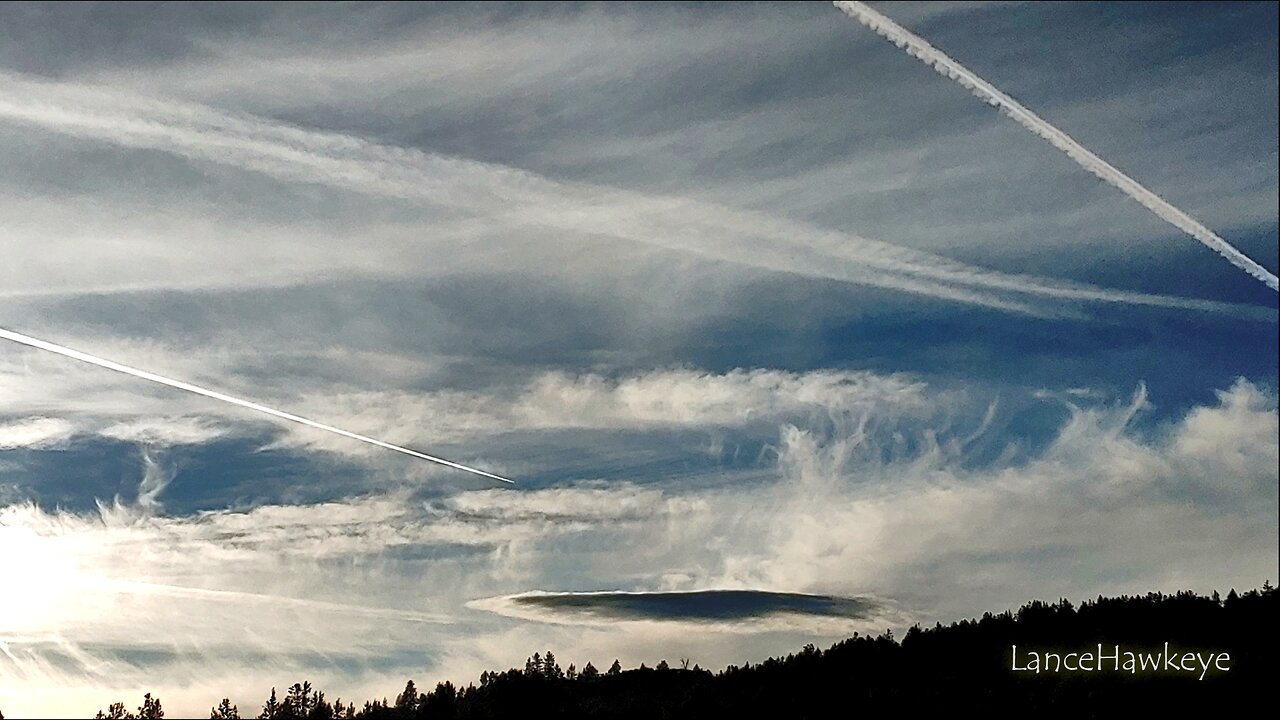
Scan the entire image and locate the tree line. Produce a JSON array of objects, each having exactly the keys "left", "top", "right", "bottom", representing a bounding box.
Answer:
[{"left": 32, "top": 582, "right": 1272, "bottom": 719}]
